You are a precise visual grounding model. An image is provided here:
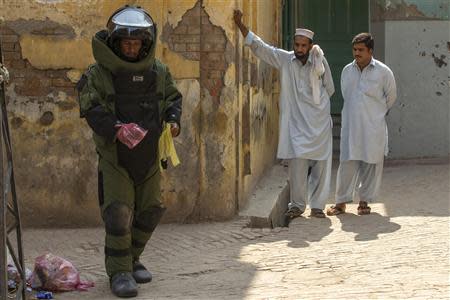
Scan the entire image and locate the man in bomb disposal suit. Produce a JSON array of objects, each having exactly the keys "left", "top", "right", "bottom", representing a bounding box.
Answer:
[{"left": 77, "top": 5, "right": 182, "bottom": 298}]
